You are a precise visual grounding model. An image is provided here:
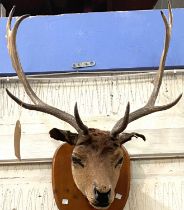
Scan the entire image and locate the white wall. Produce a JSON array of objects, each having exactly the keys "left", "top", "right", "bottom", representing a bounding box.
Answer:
[
  {"left": 0, "top": 158, "right": 184, "bottom": 210},
  {"left": 1, "top": 71, "right": 184, "bottom": 160},
  {"left": 0, "top": 71, "right": 184, "bottom": 209}
]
